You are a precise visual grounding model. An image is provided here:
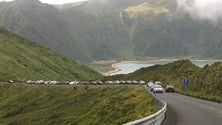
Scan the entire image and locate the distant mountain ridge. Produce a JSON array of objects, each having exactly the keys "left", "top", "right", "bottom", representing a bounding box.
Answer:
[
  {"left": 0, "top": 27, "right": 101, "bottom": 81},
  {"left": 0, "top": 0, "right": 222, "bottom": 62}
]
